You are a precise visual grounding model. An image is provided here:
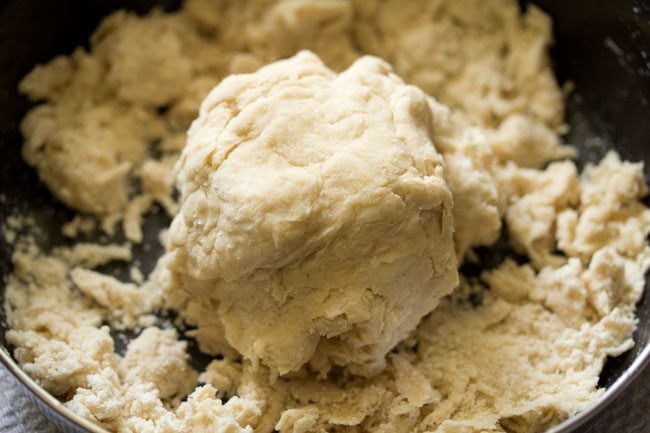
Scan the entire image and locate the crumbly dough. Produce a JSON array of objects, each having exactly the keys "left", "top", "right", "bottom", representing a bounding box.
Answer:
[
  {"left": 499, "top": 160, "right": 580, "bottom": 268},
  {"left": 7, "top": 171, "right": 649, "bottom": 431},
  {"left": 353, "top": 0, "right": 564, "bottom": 129},
  {"left": 556, "top": 152, "right": 650, "bottom": 262},
  {"left": 4, "top": 1, "right": 650, "bottom": 433},
  {"left": 489, "top": 114, "right": 575, "bottom": 168},
  {"left": 18, "top": 0, "right": 561, "bottom": 241},
  {"left": 165, "top": 51, "right": 458, "bottom": 375}
]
